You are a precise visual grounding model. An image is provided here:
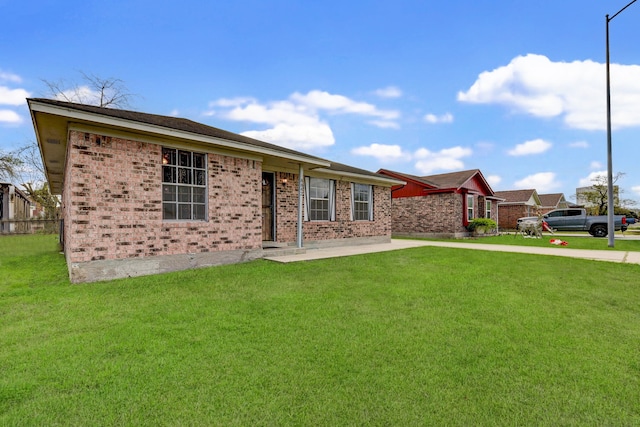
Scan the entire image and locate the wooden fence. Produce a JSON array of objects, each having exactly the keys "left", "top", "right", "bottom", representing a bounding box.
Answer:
[{"left": 0, "top": 219, "right": 60, "bottom": 235}]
